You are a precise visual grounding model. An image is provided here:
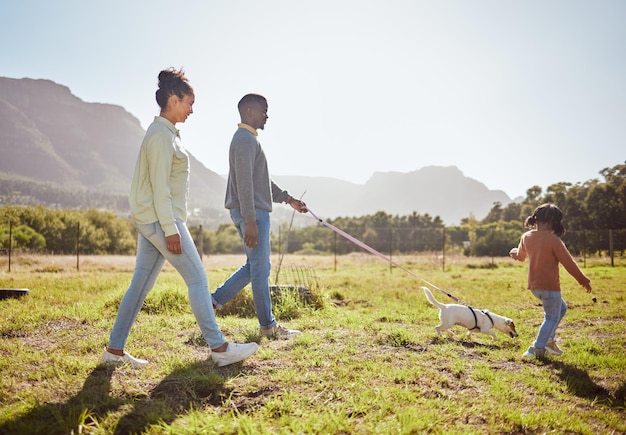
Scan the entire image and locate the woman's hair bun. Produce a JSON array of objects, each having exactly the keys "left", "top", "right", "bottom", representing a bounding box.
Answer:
[
  {"left": 157, "top": 69, "right": 177, "bottom": 88},
  {"left": 154, "top": 67, "right": 192, "bottom": 110}
]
